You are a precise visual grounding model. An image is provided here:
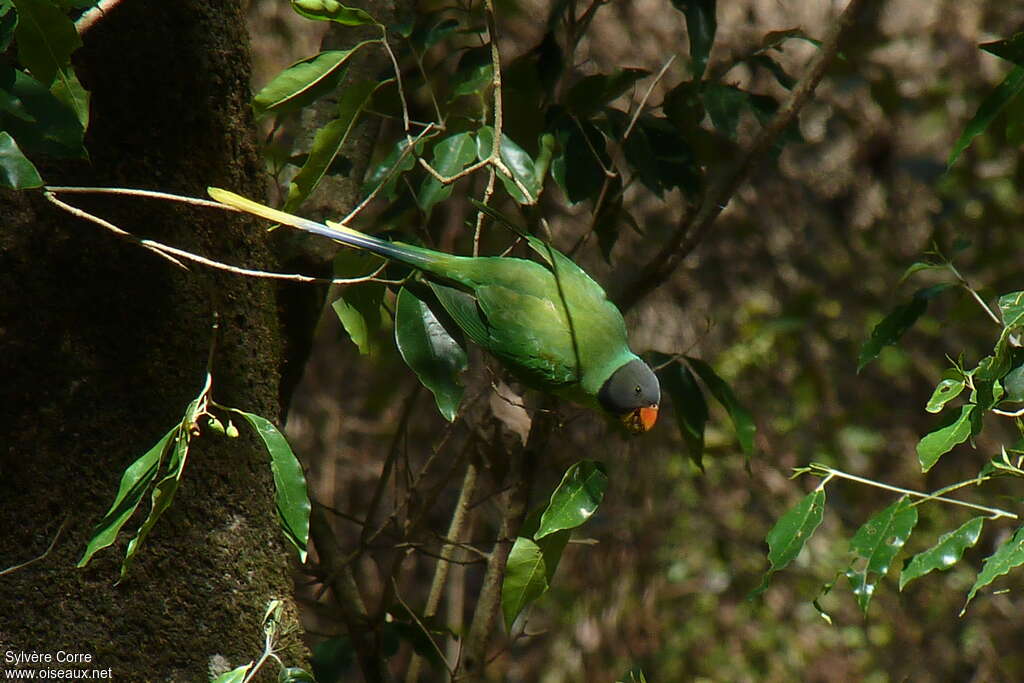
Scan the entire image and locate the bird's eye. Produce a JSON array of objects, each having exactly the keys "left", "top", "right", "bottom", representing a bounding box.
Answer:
[{"left": 634, "top": 385, "right": 642, "bottom": 394}]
